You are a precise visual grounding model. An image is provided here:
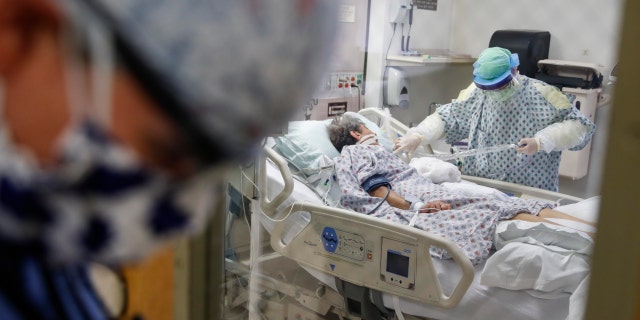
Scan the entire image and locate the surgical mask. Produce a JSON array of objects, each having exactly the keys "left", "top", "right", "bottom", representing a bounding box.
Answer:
[
  {"left": 484, "top": 76, "right": 520, "bottom": 102},
  {"left": 0, "top": 119, "right": 223, "bottom": 264},
  {"left": 356, "top": 133, "right": 379, "bottom": 146},
  {"left": 0, "top": 11, "right": 223, "bottom": 264}
]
